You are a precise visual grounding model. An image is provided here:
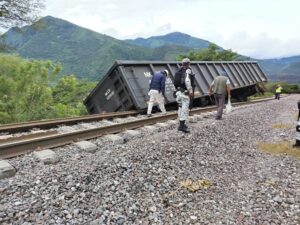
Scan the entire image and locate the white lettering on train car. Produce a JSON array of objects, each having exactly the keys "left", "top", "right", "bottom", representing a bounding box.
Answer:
[
  {"left": 105, "top": 89, "right": 111, "bottom": 96},
  {"left": 106, "top": 91, "right": 114, "bottom": 100}
]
